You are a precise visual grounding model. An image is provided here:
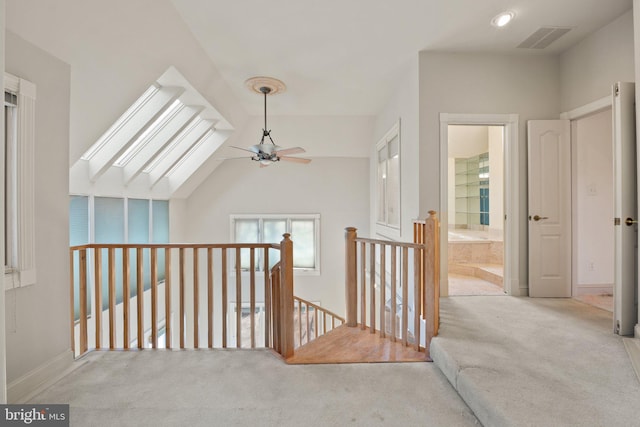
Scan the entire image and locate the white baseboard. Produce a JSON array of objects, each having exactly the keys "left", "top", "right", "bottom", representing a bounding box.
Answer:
[
  {"left": 7, "top": 350, "right": 81, "bottom": 403},
  {"left": 575, "top": 284, "right": 613, "bottom": 296}
]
